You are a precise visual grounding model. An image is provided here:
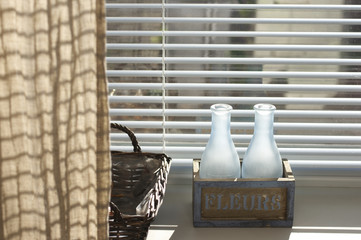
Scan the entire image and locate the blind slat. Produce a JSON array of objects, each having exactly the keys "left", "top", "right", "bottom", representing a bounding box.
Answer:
[
  {"left": 107, "top": 17, "right": 361, "bottom": 25},
  {"left": 111, "top": 133, "right": 361, "bottom": 144},
  {"left": 106, "top": 57, "right": 361, "bottom": 65},
  {"left": 112, "top": 121, "right": 361, "bottom": 131},
  {"left": 107, "top": 70, "right": 361, "bottom": 78},
  {"left": 106, "top": 3, "right": 361, "bottom": 10},
  {"left": 108, "top": 83, "right": 361, "bottom": 92},
  {"left": 110, "top": 145, "right": 361, "bottom": 158},
  {"left": 109, "top": 96, "right": 361, "bottom": 105},
  {"left": 109, "top": 109, "right": 361, "bottom": 119},
  {"left": 106, "top": 44, "right": 361, "bottom": 52},
  {"left": 107, "top": 30, "right": 361, "bottom": 38}
]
